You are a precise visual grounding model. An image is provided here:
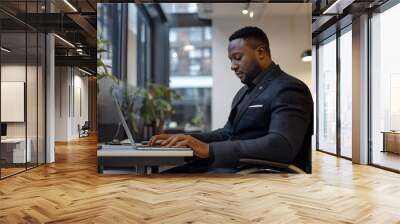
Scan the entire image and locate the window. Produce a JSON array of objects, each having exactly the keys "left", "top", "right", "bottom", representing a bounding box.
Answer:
[
  {"left": 339, "top": 28, "right": 352, "bottom": 158},
  {"left": 370, "top": 3, "right": 400, "bottom": 171},
  {"left": 161, "top": 3, "right": 198, "bottom": 14},
  {"left": 317, "top": 36, "right": 337, "bottom": 154},
  {"left": 168, "top": 26, "right": 212, "bottom": 132}
]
